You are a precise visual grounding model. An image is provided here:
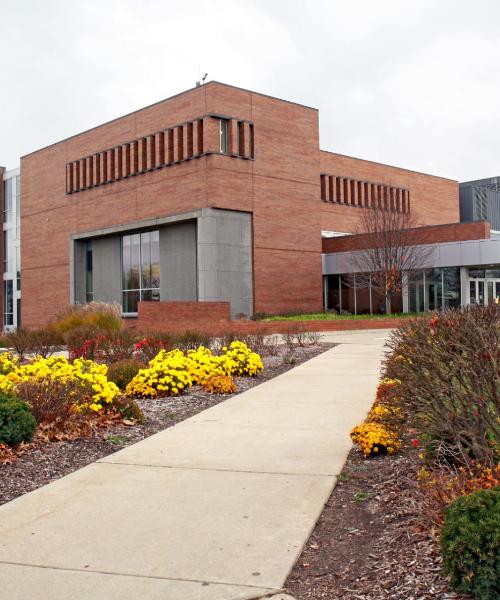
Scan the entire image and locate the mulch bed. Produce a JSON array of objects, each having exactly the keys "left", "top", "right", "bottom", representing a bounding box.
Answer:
[
  {"left": 285, "top": 440, "right": 471, "bottom": 600},
  {"left": 0, "top": 343, "right": 331, "bottom": 506}
]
